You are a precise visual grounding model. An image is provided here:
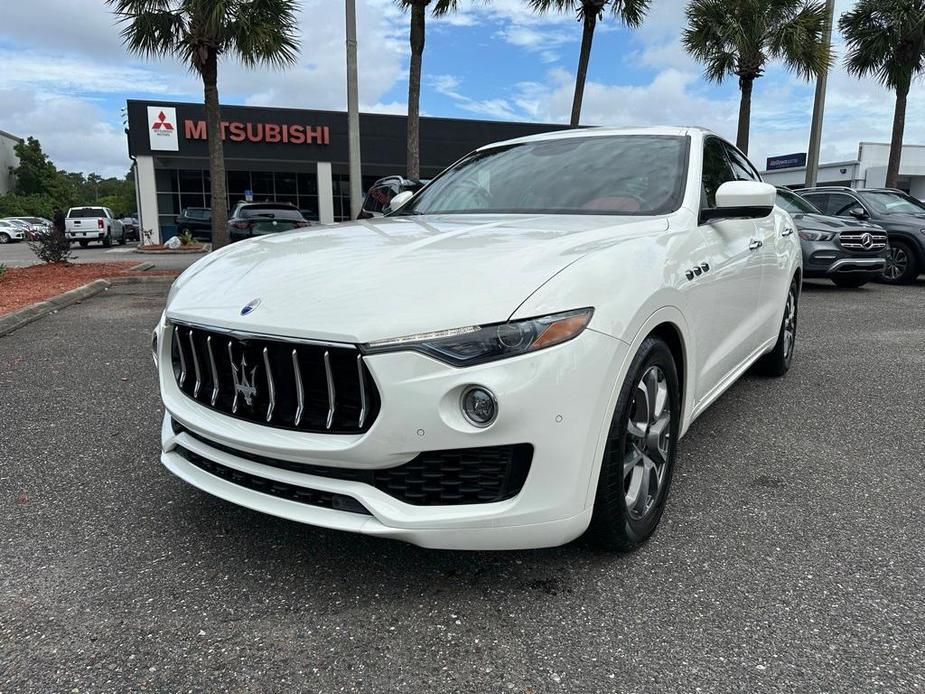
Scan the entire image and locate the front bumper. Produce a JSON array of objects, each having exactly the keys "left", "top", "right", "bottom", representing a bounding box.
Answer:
[
  {"left": 801, "top": 241, "right": 888, "bottom": 278},
  {"left": 159, "top": 327, "right": 629, "bottom": 550}
]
